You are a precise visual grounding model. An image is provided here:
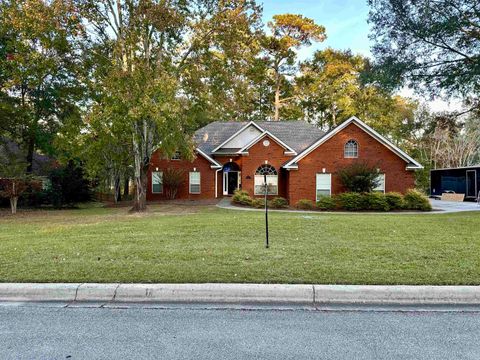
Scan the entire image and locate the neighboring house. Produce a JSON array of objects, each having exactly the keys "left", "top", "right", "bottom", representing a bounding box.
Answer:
[
  {"left": 147, "top": 116, "right": 423, "bottom": 204},
  {"left": 0, "top": 138, "right": 56, "bottom": 180}
]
